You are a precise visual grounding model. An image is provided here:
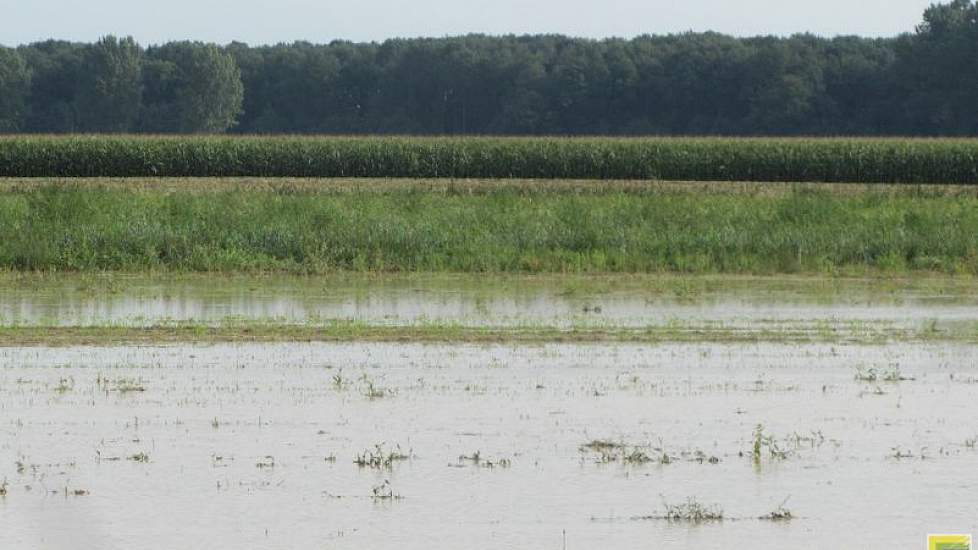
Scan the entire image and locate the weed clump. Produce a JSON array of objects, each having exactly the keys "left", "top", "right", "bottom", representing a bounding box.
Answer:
[
  {"left": 457, "top": 451, "right": 512, "bottom": 469},
  {"left": 355, "top": 444, "right": 411, "bottom": 470},
  {"left": 759, "top": 497, "right": 794, "bottom": 521},
  {"left": 370, "top": 480, "right": 402, "bottom": 500},
  {"left": 657, "top": 497, "right": 724, "bottom": 523},
  {"left": 127, "top": 452, "right": 150, "bottom": 463},
  {"left": 855, "top": 365, "right": 915, "bottom": 382}
]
